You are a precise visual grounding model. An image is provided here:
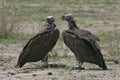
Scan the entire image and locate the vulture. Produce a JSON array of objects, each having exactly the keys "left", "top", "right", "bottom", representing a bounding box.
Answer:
[
  {"left": 61, "top": 14, "right": 107, "bottom": 70},
  {"left": 16, "top": 16, "right": 60, "bottom": 68}
]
